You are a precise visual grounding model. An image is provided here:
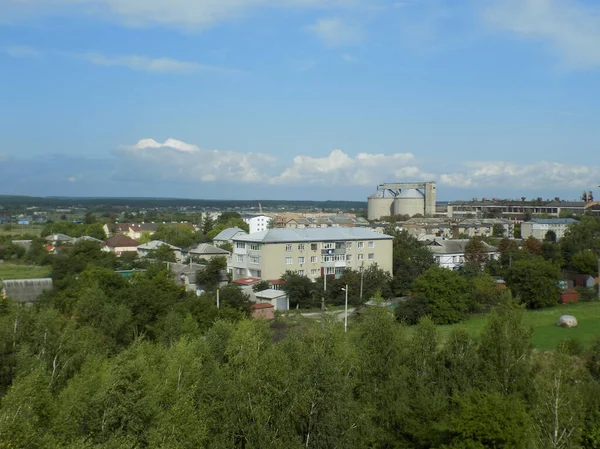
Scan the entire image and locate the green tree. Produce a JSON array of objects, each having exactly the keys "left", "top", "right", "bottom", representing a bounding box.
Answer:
[
  {"left": 571, "top": 249, "right": 598, "bottom": 275},
  {"left": 523, "top": 235, "right": 543, "bottom": 256},
  {"left": 388, "top": 229, "right": 435, "bottom": 295},
  {"left": 412, "top": 265, "right": 470, "bottom": 324},
  {"left": 84, "top": 222, "right": 107, "bottom": 240},
  {"left": 505, "top": 257, "right": 561, "bottom": 308},
  {"left": 195, "top": 256, "right": 227, "bottom": 292},
  {"left": 252, "top": 280, "right": 270, "bottom": 292},
  {"left": 281, "top": 271, "right": 316, "bottom": 308},
  {"left": 492, "top": 223, "right": 506, "bottom": 237},
  {"left": 148, "top": 244, "right": 177, "bottom": 263},
  {"left": 544, "top": 229, "right": 557, "bottom": 242},
  {"left": 561, "top": 216, "right": 600, "bottom": 264},
  {"left": 464, "top": 236, "right": 489, "bottom": 266}
]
